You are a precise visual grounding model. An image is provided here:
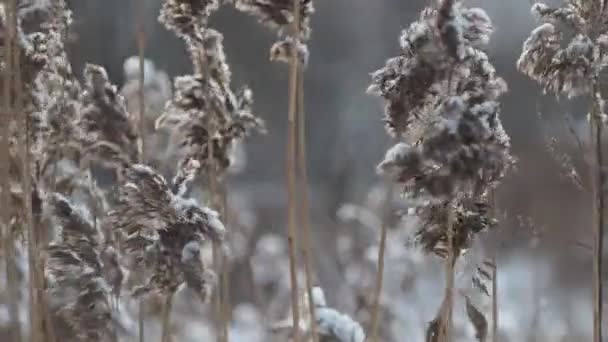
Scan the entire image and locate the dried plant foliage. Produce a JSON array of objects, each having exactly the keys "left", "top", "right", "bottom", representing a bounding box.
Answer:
[
  {"left": 411, "top": 200, "right": 496, "bottom": 258},
  {"left": 519, "top": 3, "right": 608, "bottom": 341},
  {"left": 44, "top": 193, "right": 116, "bottom": 342},
  {"left": 464, "top": 295, "right": 488, "bottom": 342},
  {"left": 370, "top": 0, "right": 511, "bottom": 258},
  {"left": 158, "top": 0, "right": 220, "bottom": 41},
  {"left": 369, "top": 2, "right": 511, "bottom": 340},
  {"left": 157, "top": 2, "right": 265, "bottom": 181},
  {"left": 471, "top": 260, "right": 494, "bottom": 297},
  {"left": 231, "top": 0, "right": 314, "bottom": 65},
  {"left": 108, "top": 164, "right": 225, "bottom": 300},
  {"left": 79, "top": 64, "right": 140, "bottom": 169},
  {"left": 0, "top": 0, "right": 79, "bottom": 232},
  {"left": 518, "top": 1, "right": 608, "bottom": 98}
]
